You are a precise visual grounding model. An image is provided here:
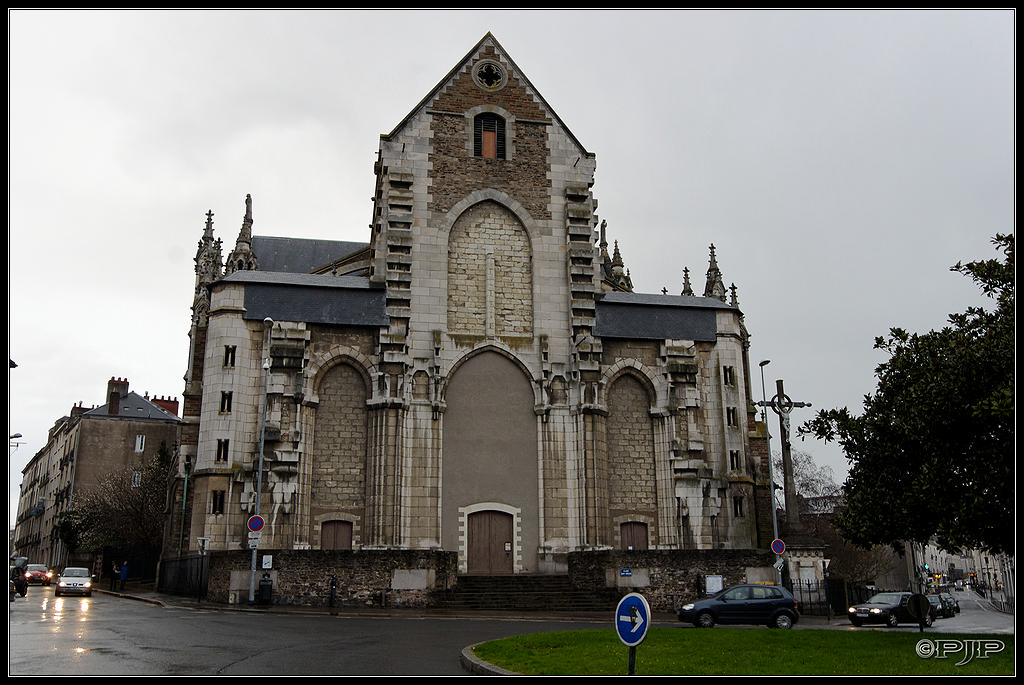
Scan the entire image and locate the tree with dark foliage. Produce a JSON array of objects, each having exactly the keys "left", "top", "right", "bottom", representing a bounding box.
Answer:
[{"left": 800, "top": 234, "right": 1014, "bottom": 556}]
